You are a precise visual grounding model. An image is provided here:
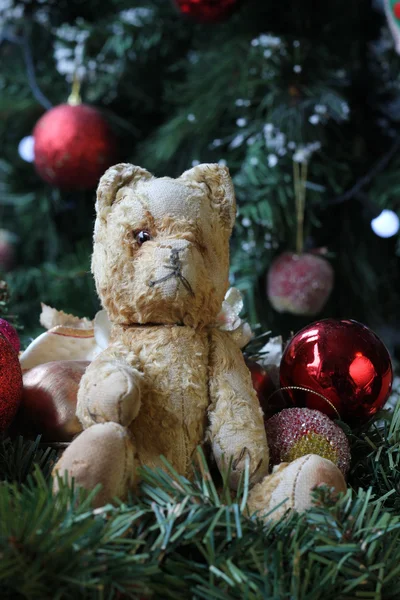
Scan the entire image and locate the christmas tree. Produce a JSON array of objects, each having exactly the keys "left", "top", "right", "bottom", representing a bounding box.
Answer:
[
  {"left": 0, "top": 0, "right": 399, "bottom": 352},
  {"left": 1, "top": 1, "right": 400, "bottom": 598}
]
